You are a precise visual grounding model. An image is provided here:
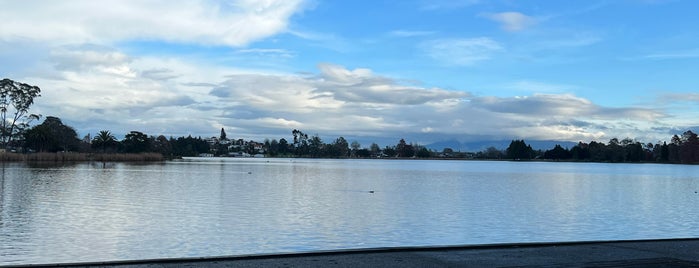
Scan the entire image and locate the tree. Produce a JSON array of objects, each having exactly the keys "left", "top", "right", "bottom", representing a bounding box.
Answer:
[
  {"left": 308, "top": 135, "right": 323, "bottom": 157},
  {"left": 442, "top": 148, "right": 454, "bottom": 156},
  {"left": 679, "top": 130, "right": 699, "bottom": 163},
  {"left": 660, "top": 142, "right": 669, "bottom": 162},
  {"left": 122, "top": 131, "right": 150, "bottom": 153},
  {"left": 416, "top": 147, "right": 431, "bottom": 158},
  {"left": 152, "top": 135, "right": 172, "bottom": 156},
  {"left": 267, "top": 139, "right": 280, "bottom": 156},
  {"left": 292, "top": 129, "right": 309, "bottom": 156},
  {"left": 327, "top": 136, "right": 349, "bottom": 158},
  {"left": 356, "top": 148, "right": 371, "bottom": 157},
  {"left": 396, "top": 139, "right": 415, "bottom": 157},
  {"left": 24, "top": 116, "right": 79, "bottom": 152},
  {"left": 382, "top": 146, "right": 396, "bottom": 157},
  {"left": 220, "top": 128, "right": 227, "bottom": 140},
  {"left": 170, "top": 135, "right": 209, "bottom": 156},
  {"left": 23, "top": 123, "right": 52, "bottom": 152},
  {"left": 624, "top": 141, "right": 645, "bottom": 162},
  {"left": 570, "top": 142, "right": 590, "bottom": 160},
  {"left": 350, "top": 140, "right": 361, "bottom": 157},
  {"left": 506, "top": 140, "right": 534, "bottom": 160},
  {"left": 370, "top": 143, "right": 380, "bottom": 156},
  {"left": 543, "top": 144, "right": 571, "bottom": 160},
  {"left": 92, "top": 130, "right": 118, "bottom": 153},
  {"left": 278, "top": 138, "right": 289, "bottom": 155},
  {"left": 0, "top": 78, "right": 41, "bottom": 149},
  {"left": 480, "top": 146, "right": 503, "bottom": 159}
]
